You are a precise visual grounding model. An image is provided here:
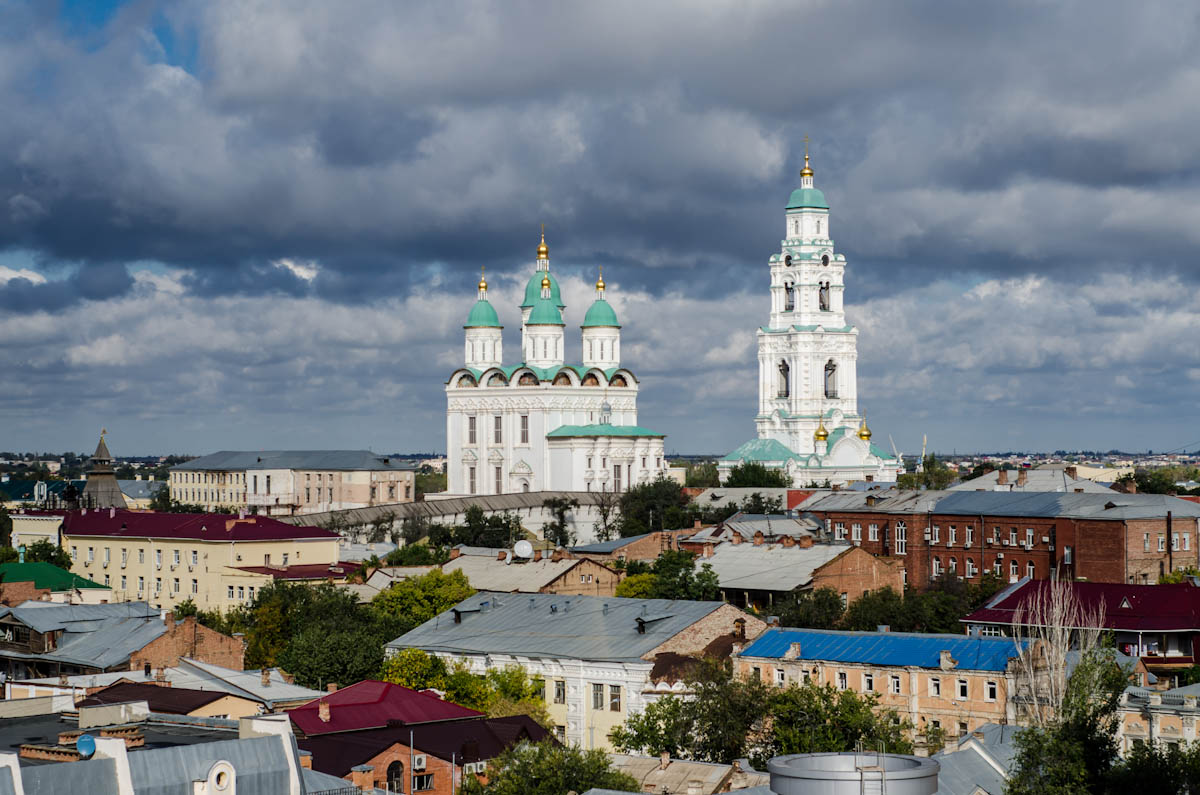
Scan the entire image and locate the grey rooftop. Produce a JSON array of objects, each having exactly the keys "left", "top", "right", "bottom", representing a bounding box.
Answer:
[{"left": 172, "top": 449, "right": 416, "bottom": 471}]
